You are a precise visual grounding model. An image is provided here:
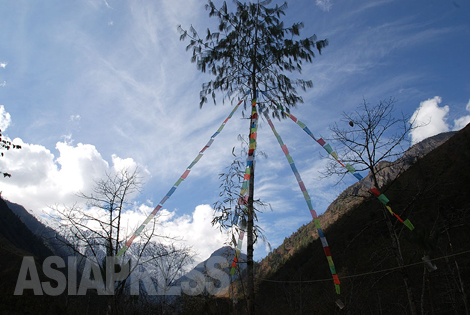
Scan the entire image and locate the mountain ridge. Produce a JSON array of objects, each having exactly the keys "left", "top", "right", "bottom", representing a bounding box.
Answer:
[
  {"left": 255, "top": 123, "right": 470, "bottom": 314},
  {"left": 258, "top": 130, "right": 457, "bottom": 277}
]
